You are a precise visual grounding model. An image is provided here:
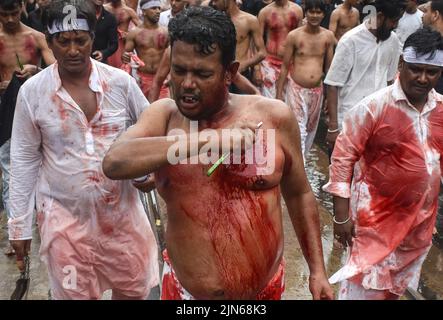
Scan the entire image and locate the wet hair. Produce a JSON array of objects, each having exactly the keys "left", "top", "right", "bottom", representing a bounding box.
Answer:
[
  {"left": 0, "top": 0, "right": 23, "bottom": 10},
  {"left": 403, "top": 27, "right": 443, "bottom": 60},
  {"left": 168, "top": 6, "right": 236, "bottom": 68},
  {"left": 42, "top": 0, "right": 96, "bottom": 41},
  {"left": 305, "top": 0, "right": 326, "bottom": 13},
  {"left": 373, "top": 0, "right": 407, "bottom": 20},
  {"left": 431, "top": 0, "right": 443, "bottom": 15}
]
